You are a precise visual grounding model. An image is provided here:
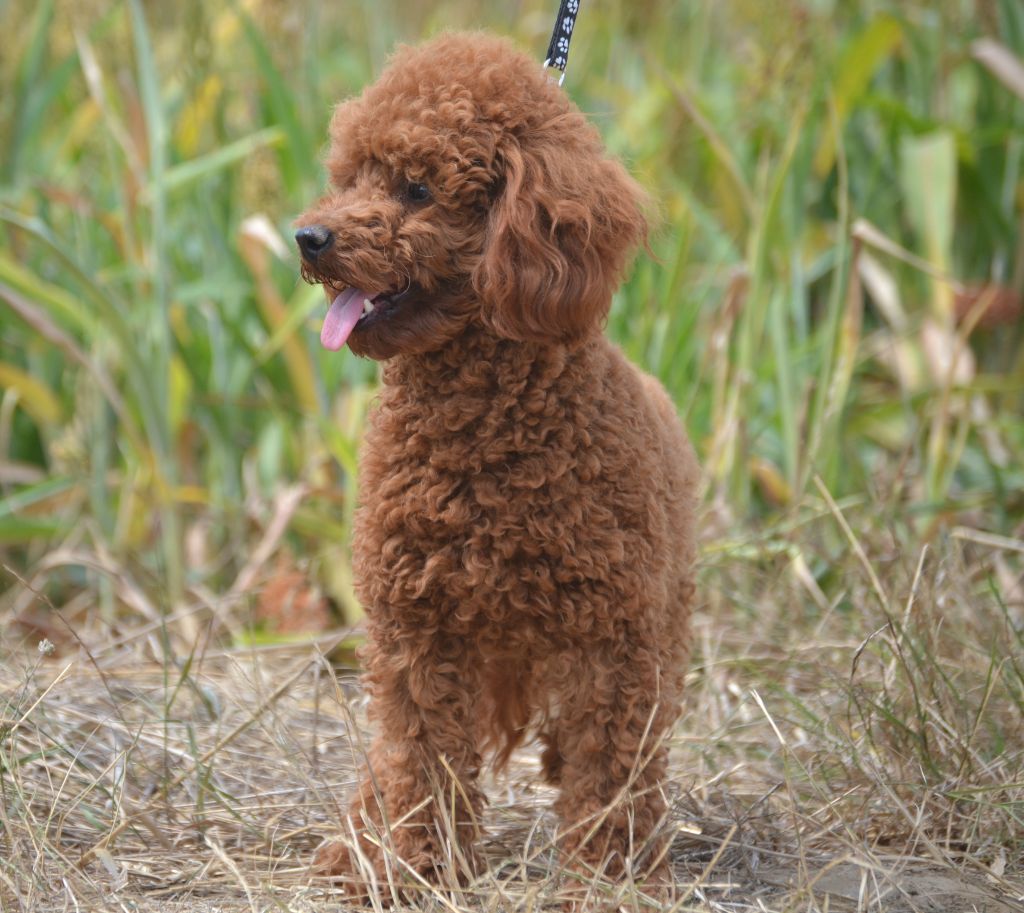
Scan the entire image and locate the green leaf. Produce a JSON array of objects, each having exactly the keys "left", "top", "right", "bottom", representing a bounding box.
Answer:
[
  {"left": 0, "top": 362, "right": 62, "bottom": 424},
  {"left": 0, "top": 251, "right": 98, "bottom": 337},
  {"left": 240, "top": 13, "right": 313, "bottom": 196},
  {"left": 0, "top": 516, "right": 66, "bottom": 544},
  {"left": 899, "top": 130, "right": 957, "bottom": 318},
  {"left": 3, "top": 0, "right": 55, "bottom": 183},
  {"left": 145, "top": 127, "right": 284, "bottom": 200},
  {"left": 0, "top": 477, "right": 77, "bottom": 518},
  {"left": 815, "top": 14, "right": 903, "bottom": 176}
]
